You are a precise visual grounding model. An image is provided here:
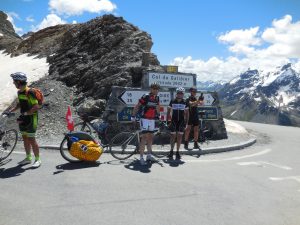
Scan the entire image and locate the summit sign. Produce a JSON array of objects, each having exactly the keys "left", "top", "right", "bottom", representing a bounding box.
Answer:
[{"left": 146, "top": 72, "right": 195, "bottom": 88}]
